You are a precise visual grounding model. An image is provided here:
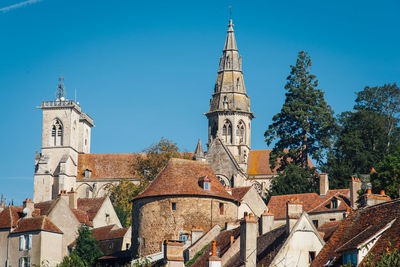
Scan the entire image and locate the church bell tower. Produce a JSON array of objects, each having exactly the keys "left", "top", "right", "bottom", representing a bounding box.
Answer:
[{"left": 205, "top": 19, "right": 254, "bottom": 166}]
